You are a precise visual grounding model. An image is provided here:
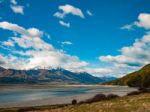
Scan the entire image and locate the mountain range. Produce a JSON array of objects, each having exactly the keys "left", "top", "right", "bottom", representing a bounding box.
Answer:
[
  {"left": 0, "top": 66, "right": 116, "bottom": 84},
  {"left": 104, "top": 63, "right": 150, "bottom": 88}
]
